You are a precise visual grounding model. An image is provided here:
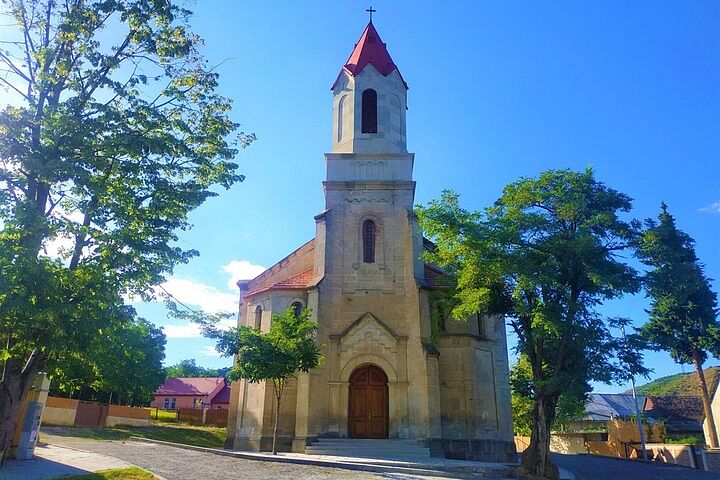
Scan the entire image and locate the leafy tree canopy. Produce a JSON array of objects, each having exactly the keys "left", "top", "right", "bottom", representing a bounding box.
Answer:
[
  {"left": 209, "top": 307, "right": 323, "bottom": 385},
  {"left": 417, "top": 169, "right": 648, "bottom": 478},
  {"left": 0, "top": 0, "right": 252, "bottom": 454},
  {"left": 636, "top": 203, "right": 720, "bottom": 447},
  {"left": 206, "top": 307, "right": 323, "bottom": 454},
  {"left": 637, "top": 203, "right": 720, "bottom": 364},
  {"left": 165, "top": 358, "right": 229, "bottom": 379},
  {"left": 48, "top": 318, "right": 166, "bottom": 405}
]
